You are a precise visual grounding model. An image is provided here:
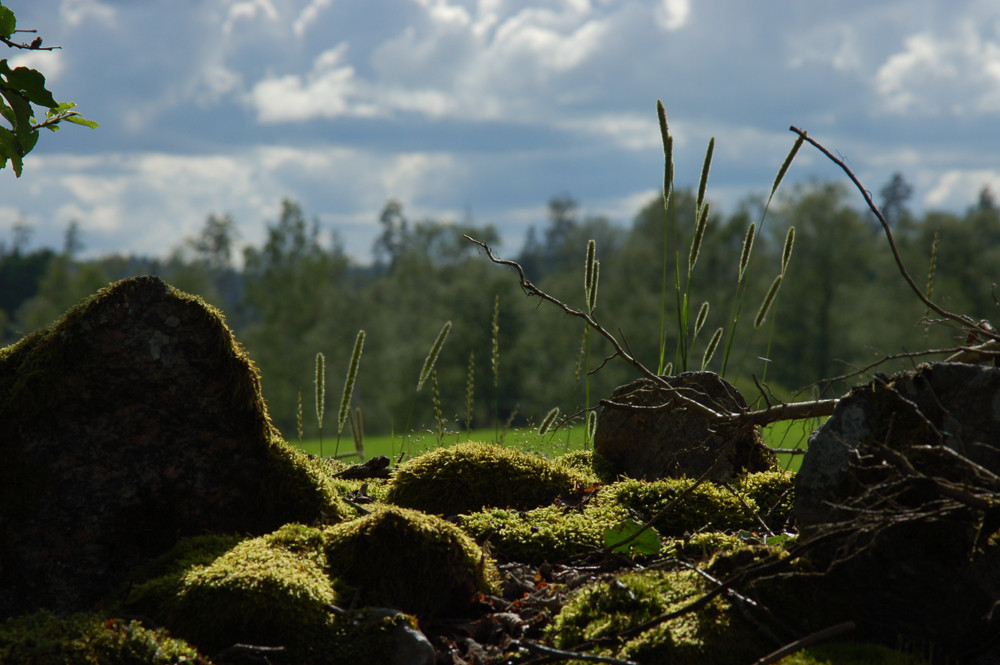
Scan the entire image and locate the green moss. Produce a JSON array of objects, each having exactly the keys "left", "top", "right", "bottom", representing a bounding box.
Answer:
[
  {"left": 263, "top": 439, "right": 356, "bottom": 524},
  {"left": 776, "top": 641, "right": 932, "bottom": 665},
  {"left": 734, "top": 469, "right": 795, "bottom": 528},
  {"left": 607, "top": 477, "right": 756, "bottom": 535},
  {"left": 0, "top": 611, "right": 203, "bottom": 664},
  {"left": 459, "top": 499, "right": 632, "bottom": 563},
  {"left": 384, "top": 441, "right": 587, "bottom": 515},
  {"left": 546, "top": 569, "right": 768, "bottom": 664},
  {"left": 168, "top": 524, "right": 337, "bottom": 658},
  {"left": 111, "top": 533, "right": 246, "bottom": 617},
  {"left": 324, "top": 505, "right": 499, "bottom": 617},
  {"left": 552, "top": 449, "right": 620, "bottom": 484}
]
